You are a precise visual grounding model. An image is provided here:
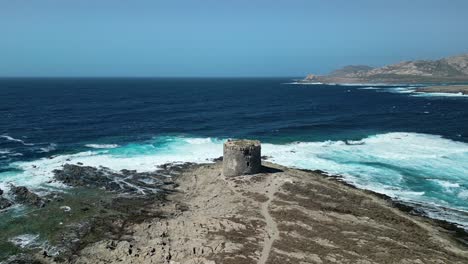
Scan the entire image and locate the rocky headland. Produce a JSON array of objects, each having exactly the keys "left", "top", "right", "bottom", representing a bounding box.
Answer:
[
  {"left": 0, "top": 162, "right": 188, "bottom": 263},
  {"left": 303, "top": 54, "right": 468, "bottom": 85},
  {"left": 415, "top": 85, "right": 468, "bottom": 95},
  {"left": 3, "top": 159, "right": 467, "bottom": 264}
]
